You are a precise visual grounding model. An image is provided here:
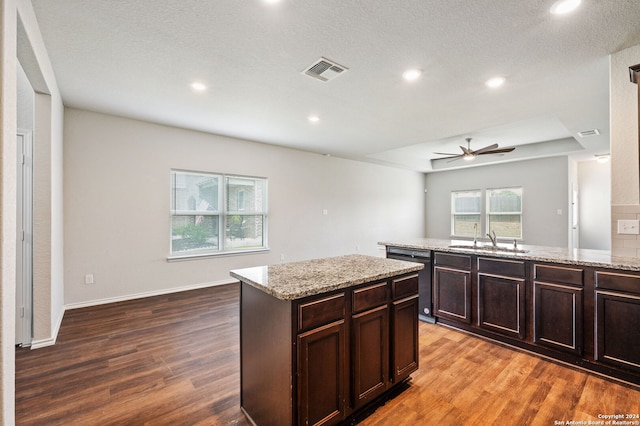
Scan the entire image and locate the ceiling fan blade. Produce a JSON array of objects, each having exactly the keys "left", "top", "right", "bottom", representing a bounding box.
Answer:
[
  {"left": 432, "top": 138, "right": 514, "bottom": 162},
  {"left": 477, "top": 147, "right": 516, "bottom": 155},
  {"left": 460, "top": 145, "right": 472, "bottom": 155},
  {"left": 434, "top": 154, "right": 463, "bottom": 160},
  {"left": 473, "top": 143, "right": 499, "bottom": 154}
]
